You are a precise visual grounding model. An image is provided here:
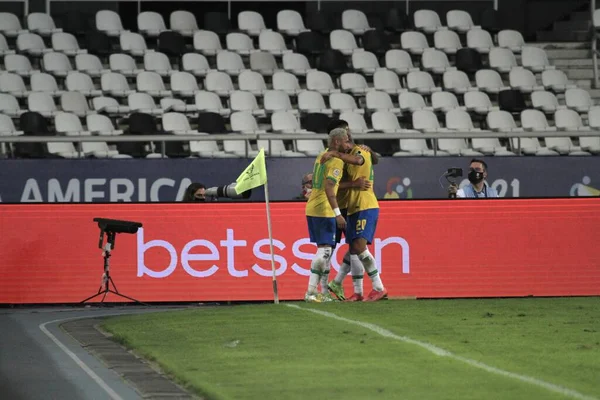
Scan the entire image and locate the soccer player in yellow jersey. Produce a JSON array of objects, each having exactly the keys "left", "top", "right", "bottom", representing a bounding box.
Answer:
[
  {"left": 304, "top": 128, "right": 352, "bottom": 302},
  {"left": 321, "top": 125, "right": 388, "bottom": 302}
]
